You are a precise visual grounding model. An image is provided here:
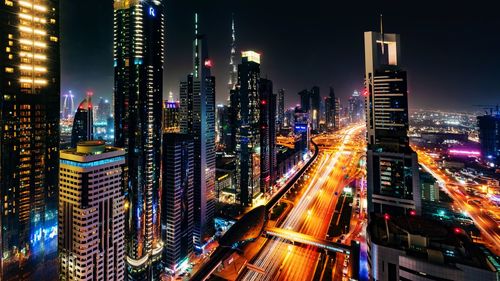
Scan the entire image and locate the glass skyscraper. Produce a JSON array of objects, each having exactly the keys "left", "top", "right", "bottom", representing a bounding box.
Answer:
[
  {"left": 0, "top": 0, "right": 60, "bottom": 279},
  {"left": 113, "top": 0, "right": 164, "bottom": 279},
  {"left": 179, "top": 14, "right": 216, "bottom": 247}
]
